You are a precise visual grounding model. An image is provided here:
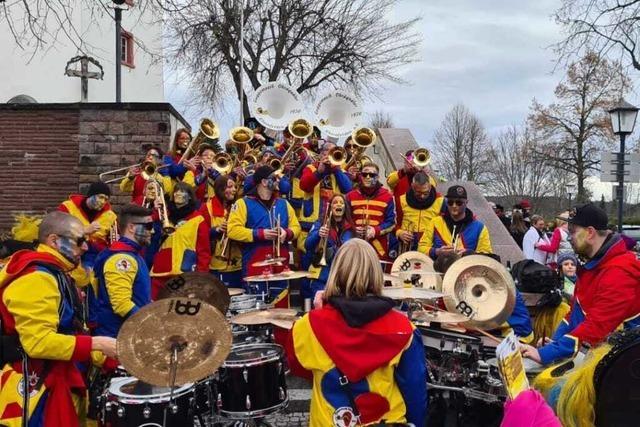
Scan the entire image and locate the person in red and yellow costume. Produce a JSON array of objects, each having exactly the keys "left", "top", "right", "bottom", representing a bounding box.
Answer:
[
  {"left": 285, "top": 239, "right": 427, "bottom": 427},
  {"left": 183, "top": 144, "right": 220, "bottom": 204},
  {"left": 346, "top": 163, "right": 396, "bottom": 260},
  {"left": 200, "top": 175, "right": 243, "bottom": 288},
  {"left": 227, "top": 165, "right": 300, "bottom": 307},
  {"left": 118, "top": 146, "right": 173, "bottom": 205},
  {"left": 57, "top": 182, "right": 117, "bottom": 271},
  {"left": 150, "top": 182, "right": 211, "bottom": 299},
  {"left": 0, "top": 212, "right": 117, "bottom": 427},
  {"left": 396, "top": 171, "right": 444, "bottom": 253}
]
